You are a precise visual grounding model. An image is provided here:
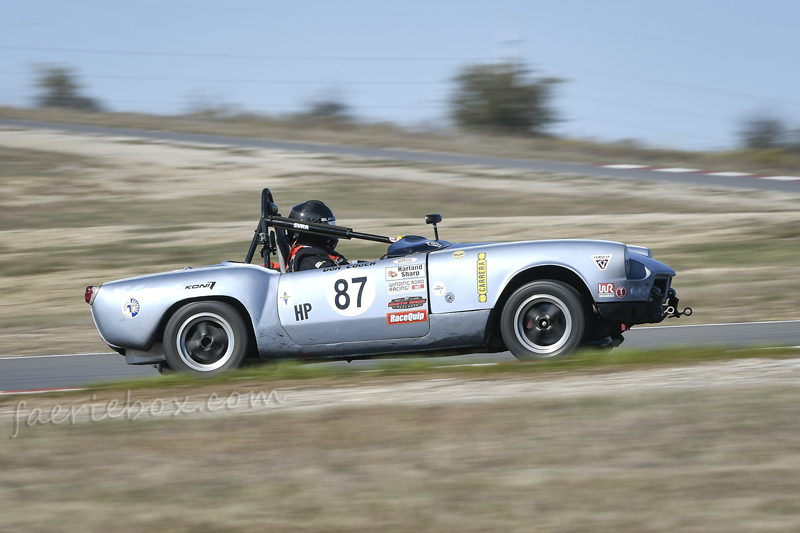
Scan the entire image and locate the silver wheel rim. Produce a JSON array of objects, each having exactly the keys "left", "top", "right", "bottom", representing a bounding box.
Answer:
[
  {"left": 513, "top": 293, "right": 573, "bottom": 356},
  {"left": 176, "top": 312, "right": 235, "bottom": 372}
]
